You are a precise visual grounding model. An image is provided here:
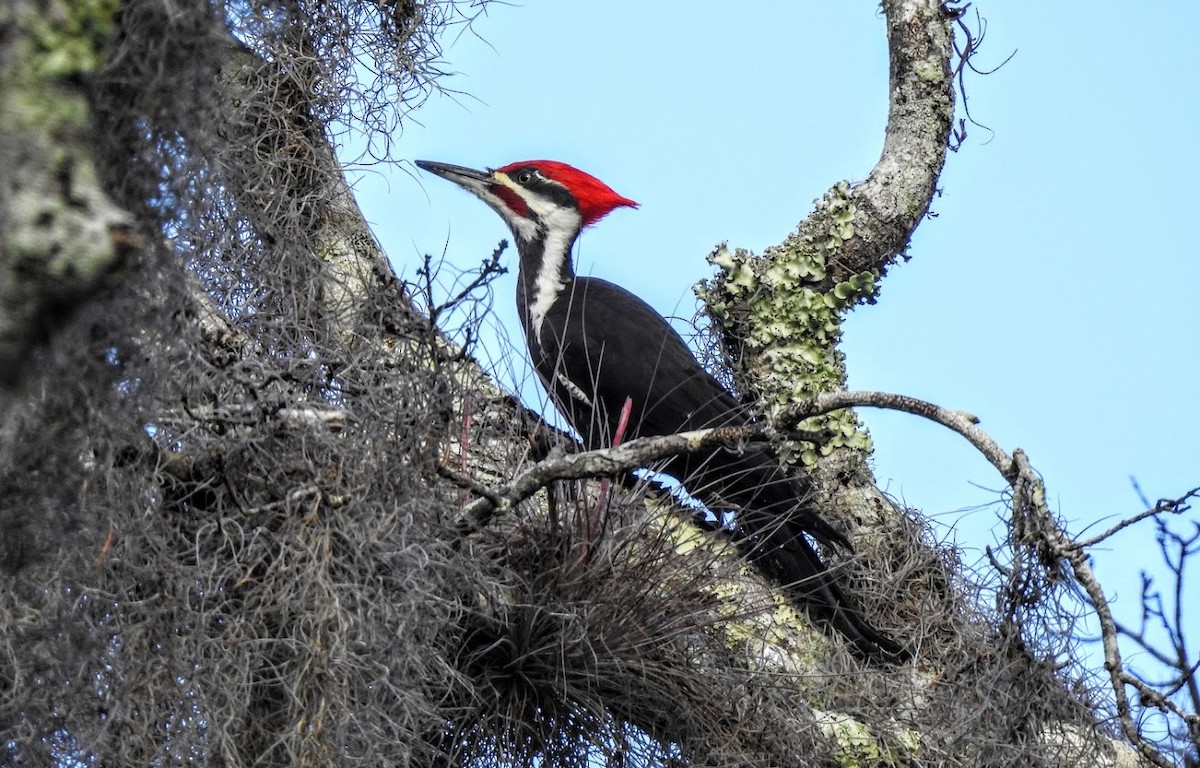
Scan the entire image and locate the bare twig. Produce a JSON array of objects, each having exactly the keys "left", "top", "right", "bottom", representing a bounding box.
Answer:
[
  {"left": 1073, "top": 486, "right": 1199, "bottom": 549},
  {"left": 1108, "top": 511, "right": 1200, "bottom": 759},
  {"left": 434, "top": 241, "right": 508, "bottom": 317},
  {"left": 946, "top": 3, "right": 1017, "bottom": 149}
]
